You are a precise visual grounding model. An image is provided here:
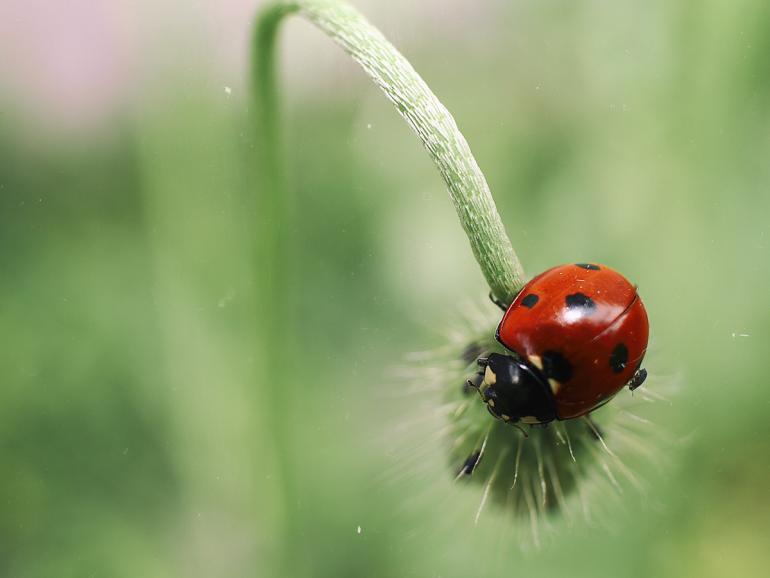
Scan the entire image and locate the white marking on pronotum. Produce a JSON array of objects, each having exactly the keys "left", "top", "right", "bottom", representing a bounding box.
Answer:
[
  {"left": 548, "top": 378, "right": 562, "bottom": 395},
  {"left": 528, "top": 355, "right": 543, "bottom": 370}
]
